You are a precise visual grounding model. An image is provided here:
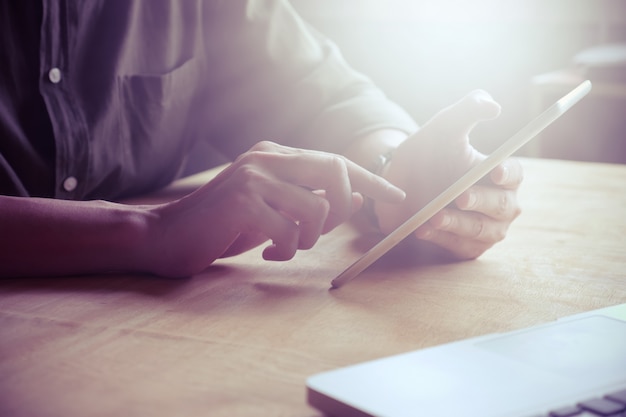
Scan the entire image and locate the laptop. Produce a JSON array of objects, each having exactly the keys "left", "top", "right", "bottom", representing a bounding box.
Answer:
[{"left": 307, "top": 303, "right": 626, "bottom": 417}]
